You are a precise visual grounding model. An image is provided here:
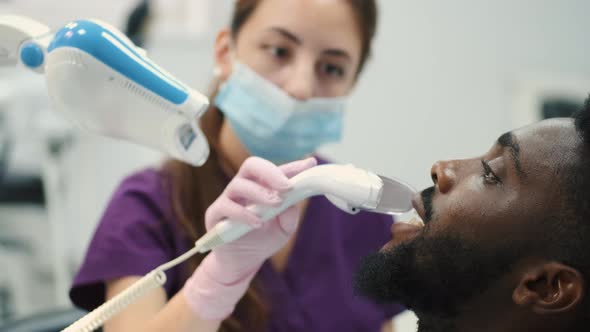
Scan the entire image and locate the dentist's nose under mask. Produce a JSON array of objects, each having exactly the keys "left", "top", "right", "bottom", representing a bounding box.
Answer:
[{"left": 214, "top": 61, "right": 347, "bottom": 163}]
